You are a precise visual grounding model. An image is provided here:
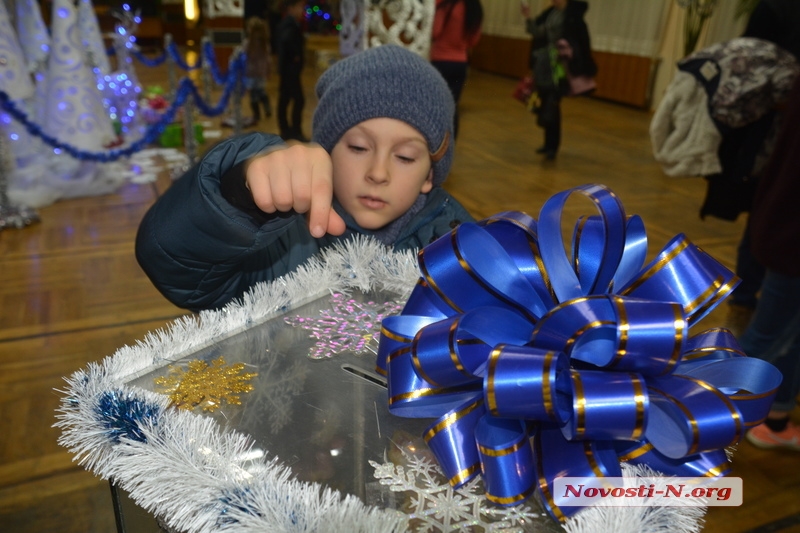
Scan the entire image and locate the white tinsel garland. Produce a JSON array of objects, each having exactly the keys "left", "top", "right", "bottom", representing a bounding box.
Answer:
[{"left": 55, "top": 236, "right": 707, "bottom": 533}]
